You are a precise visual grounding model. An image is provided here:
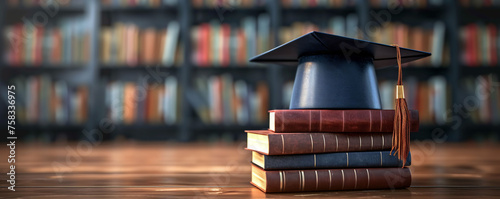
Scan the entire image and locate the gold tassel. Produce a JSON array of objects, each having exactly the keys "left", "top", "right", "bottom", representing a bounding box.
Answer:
[{"left": 391, "top": 45, "right": 410, "bottom": 167}]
